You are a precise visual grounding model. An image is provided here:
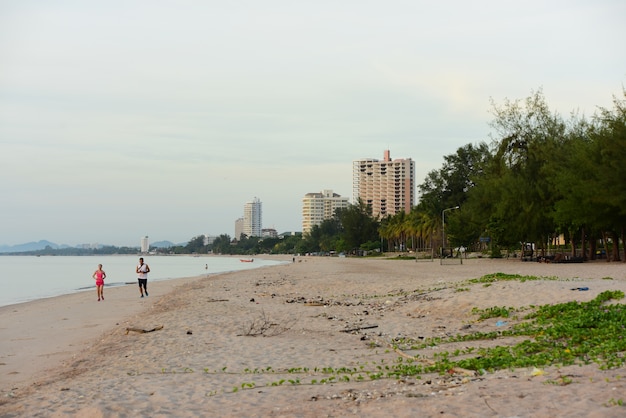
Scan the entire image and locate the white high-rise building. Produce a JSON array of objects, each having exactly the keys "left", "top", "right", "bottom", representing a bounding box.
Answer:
[
  {"left": 353, "top": 150, "right": 415, "bottom": 218},
  {"left": 302, "top": 189, "right": 349, "bottom": 235},
  {"left": 243, "top": 197, "right": 262, "bottom": 237},
  {"left": 140, "top": 236, "right": 149, "bottom": 253}
]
